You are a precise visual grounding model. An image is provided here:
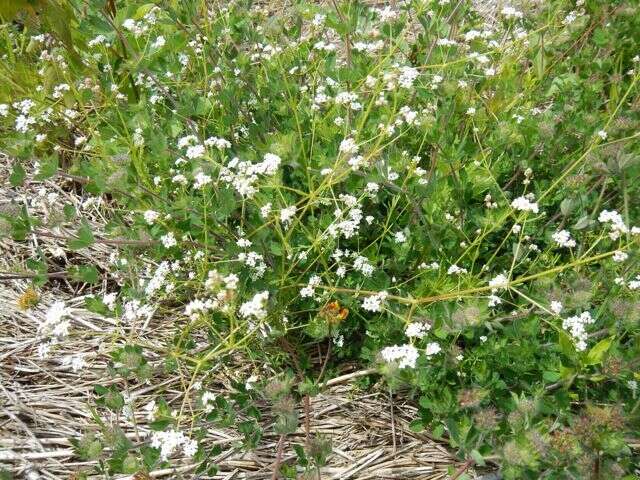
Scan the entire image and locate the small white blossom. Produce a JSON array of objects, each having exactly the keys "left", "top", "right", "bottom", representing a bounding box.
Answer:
[
  {"left": 160, "top": 232, "right": 177, "bottom": 248},
  {"left": 380, "top": 344, "right": 419, "bottom": 369},
  {"left": 362, "top": 291, "right": 388, "bottom": 312}
]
